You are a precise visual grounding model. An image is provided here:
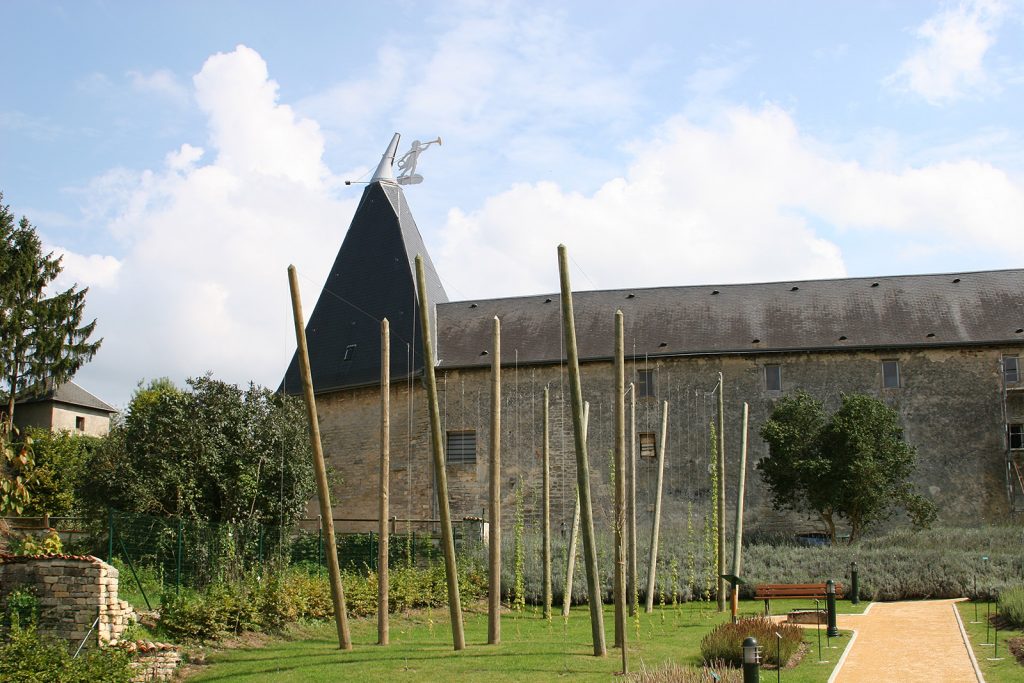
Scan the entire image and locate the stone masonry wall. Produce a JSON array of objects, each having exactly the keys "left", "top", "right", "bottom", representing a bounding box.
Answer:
[
  {"left": 314, "top": 345, "right": 1021, "bottom": 539},
  {"left": 0, "top": 554, "right": 133, "bottom": 646}
]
